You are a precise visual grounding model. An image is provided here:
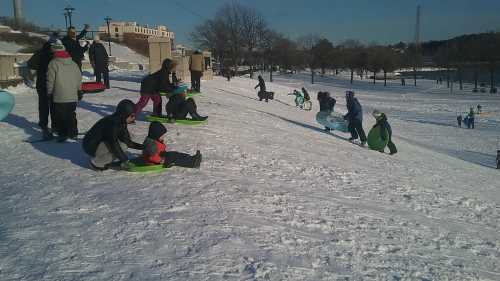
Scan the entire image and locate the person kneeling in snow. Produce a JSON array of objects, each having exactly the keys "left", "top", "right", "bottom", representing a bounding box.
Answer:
[
  {"left": 143, "top": 122, "right": 202, "bottom": 168},
  {"left": 372, "top": 110, "right": 397, "bottom": 155},
  {"left": 83, "top": 99, "right": 144, "bottom": 170},
  {"left": 165, "top": 92, "right": 207, "bottom": 121}
]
